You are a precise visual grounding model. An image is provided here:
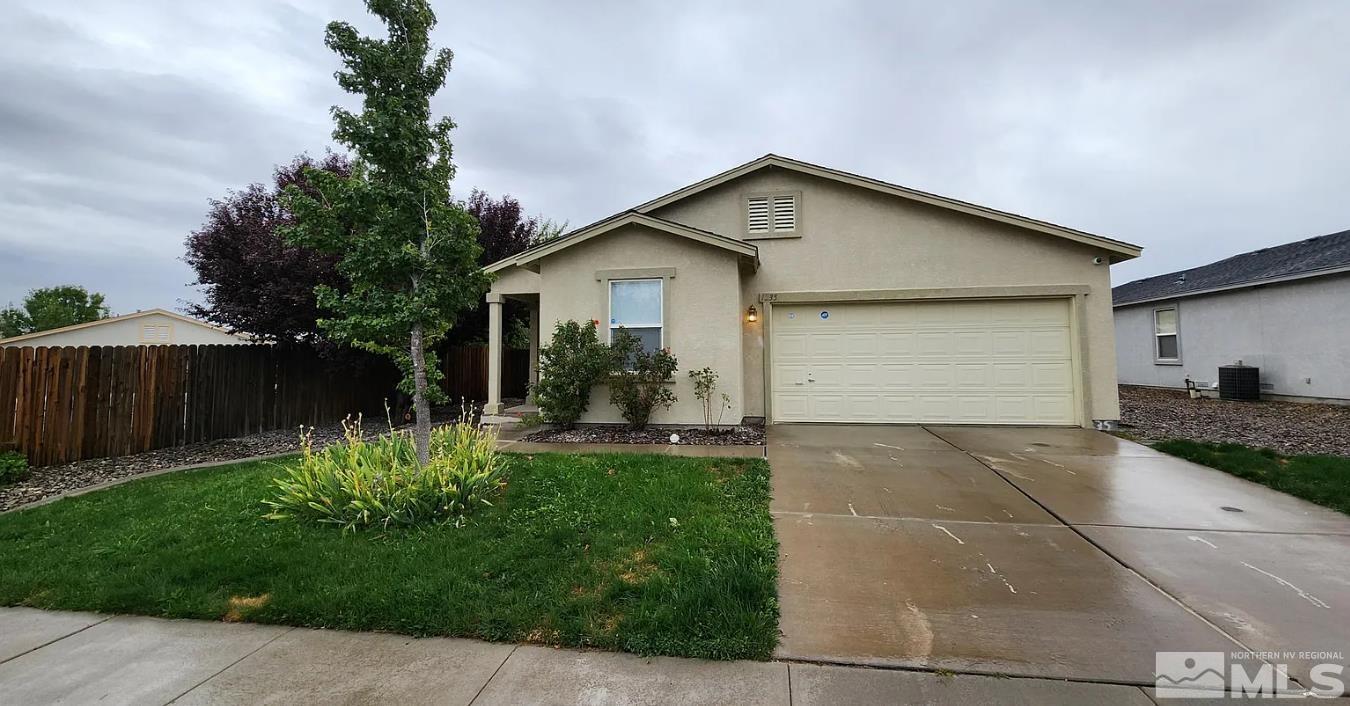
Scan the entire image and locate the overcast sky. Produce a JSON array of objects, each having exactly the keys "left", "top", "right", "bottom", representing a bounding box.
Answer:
[{"left": 2, "top": 1, "right": 1347, "bottom": 314}]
